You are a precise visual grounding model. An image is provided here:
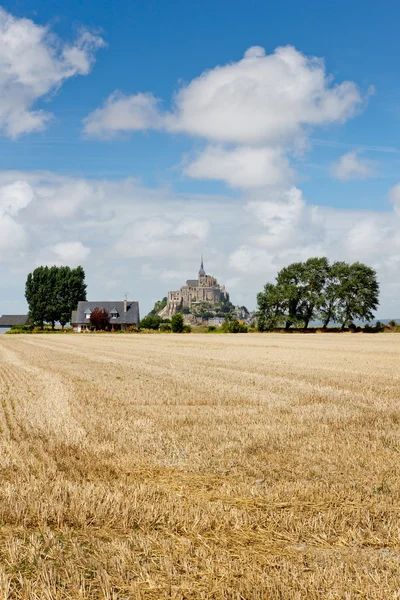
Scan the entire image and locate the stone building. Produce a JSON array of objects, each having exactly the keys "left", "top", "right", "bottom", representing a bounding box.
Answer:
[{"left": 159, "top": 258, "right": 228, "bottom": 318}]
